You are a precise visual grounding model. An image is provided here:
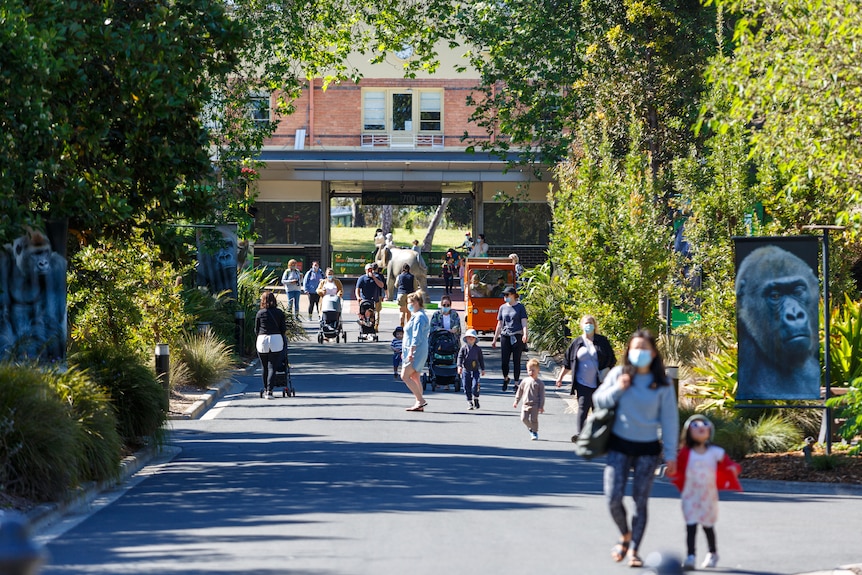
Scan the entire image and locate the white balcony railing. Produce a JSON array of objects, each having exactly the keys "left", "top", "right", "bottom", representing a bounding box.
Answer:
[{"left": 360, "top": 133, "right": 444, "bottom": 149}]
